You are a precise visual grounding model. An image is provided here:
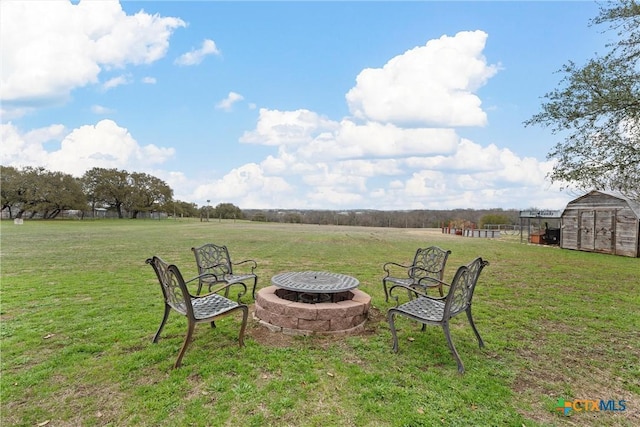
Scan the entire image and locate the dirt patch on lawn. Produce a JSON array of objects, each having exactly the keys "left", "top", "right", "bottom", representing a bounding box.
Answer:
[
  {"left": 513, "top": 367, "right": 638, "bottom": 426},
  {"left": 246, "top": 319, "right": 297, "bottom": 348},
  {"left": 510, "top": 327, "right": 639, "bottom": 426}
]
